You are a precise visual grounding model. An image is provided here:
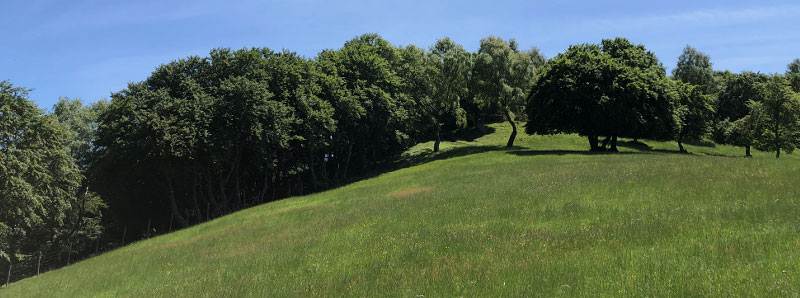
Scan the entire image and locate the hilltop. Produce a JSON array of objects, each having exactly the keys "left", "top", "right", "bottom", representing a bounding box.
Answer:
[{"left": 4, "top": 123, "right": 800, "bottom": 297}]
